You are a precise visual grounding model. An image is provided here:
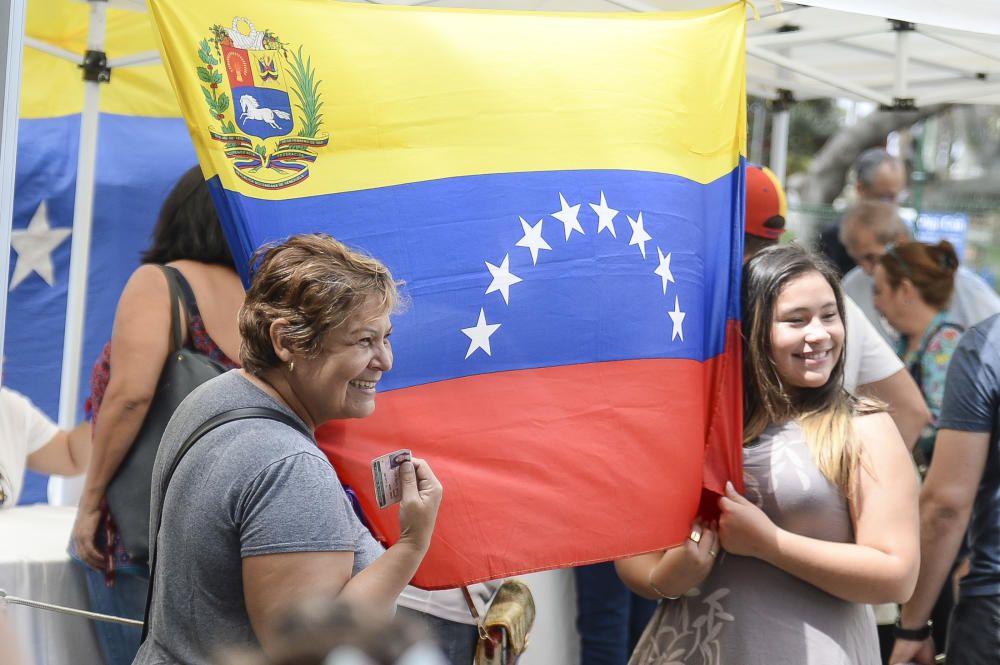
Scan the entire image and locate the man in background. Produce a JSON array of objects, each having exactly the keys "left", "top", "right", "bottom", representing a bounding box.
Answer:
[
  {"left": 816, "top": 147, "right": 906, "bottom": 276},
  {"left": 839, "top": 200, "right": 1000, "bottom": 343}
]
